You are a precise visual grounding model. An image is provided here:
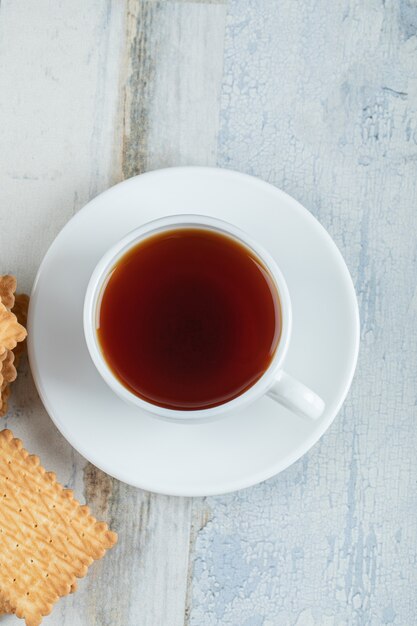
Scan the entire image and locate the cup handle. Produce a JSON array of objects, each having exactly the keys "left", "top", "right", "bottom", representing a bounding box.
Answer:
[{"left": 267, "top": 370, "right": 325, "bottom": 420}]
